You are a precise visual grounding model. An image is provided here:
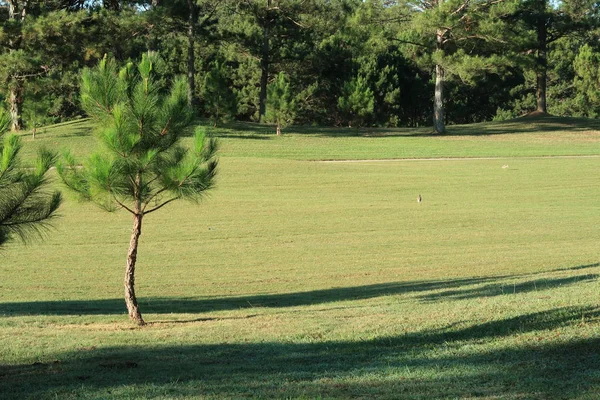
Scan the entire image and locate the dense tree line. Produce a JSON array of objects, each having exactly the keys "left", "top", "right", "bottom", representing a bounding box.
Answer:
[{"left": 0, "top": 0, "right": 599, "bottom": 133}]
